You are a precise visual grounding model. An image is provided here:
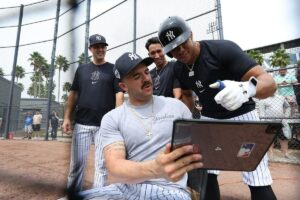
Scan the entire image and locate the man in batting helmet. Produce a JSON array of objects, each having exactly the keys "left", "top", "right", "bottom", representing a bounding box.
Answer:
[{"left": 158, "top": 16, "right": 278, "bottom": 200}]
